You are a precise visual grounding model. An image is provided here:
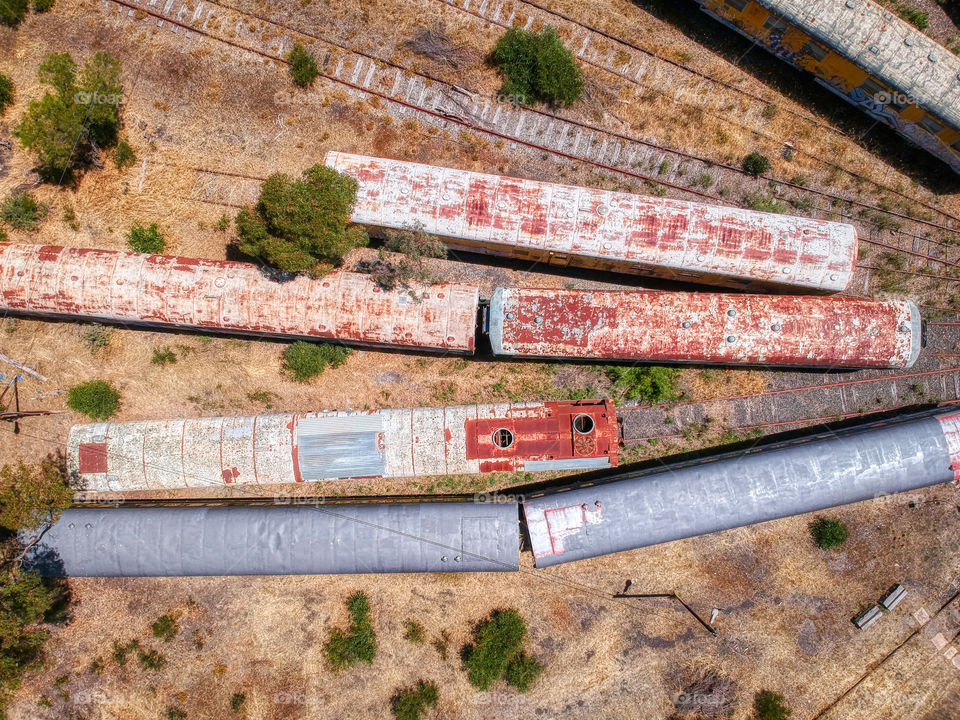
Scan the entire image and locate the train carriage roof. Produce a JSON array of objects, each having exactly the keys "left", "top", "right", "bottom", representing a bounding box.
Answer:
[{"left": 757, "top": 0, "right": 960, "bottom": 129}]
